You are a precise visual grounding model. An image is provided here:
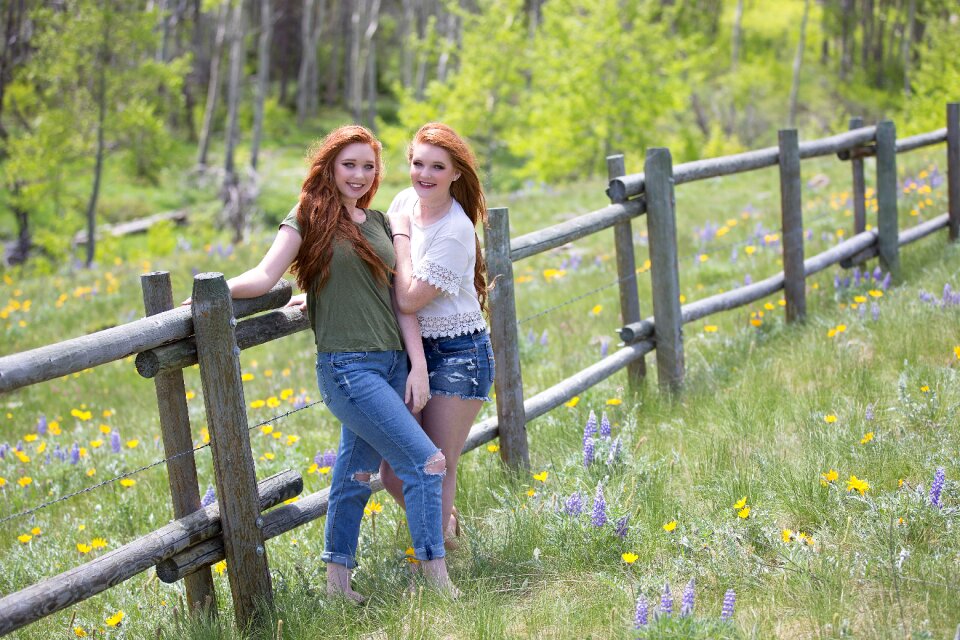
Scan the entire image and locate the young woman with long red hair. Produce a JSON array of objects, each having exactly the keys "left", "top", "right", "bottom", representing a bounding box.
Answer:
[
  {"left": 379, "top": 122, "right": 495, "bottom": 549},
  {"left": 211, "top": 125, "right": 456, "bottom": 601}
]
